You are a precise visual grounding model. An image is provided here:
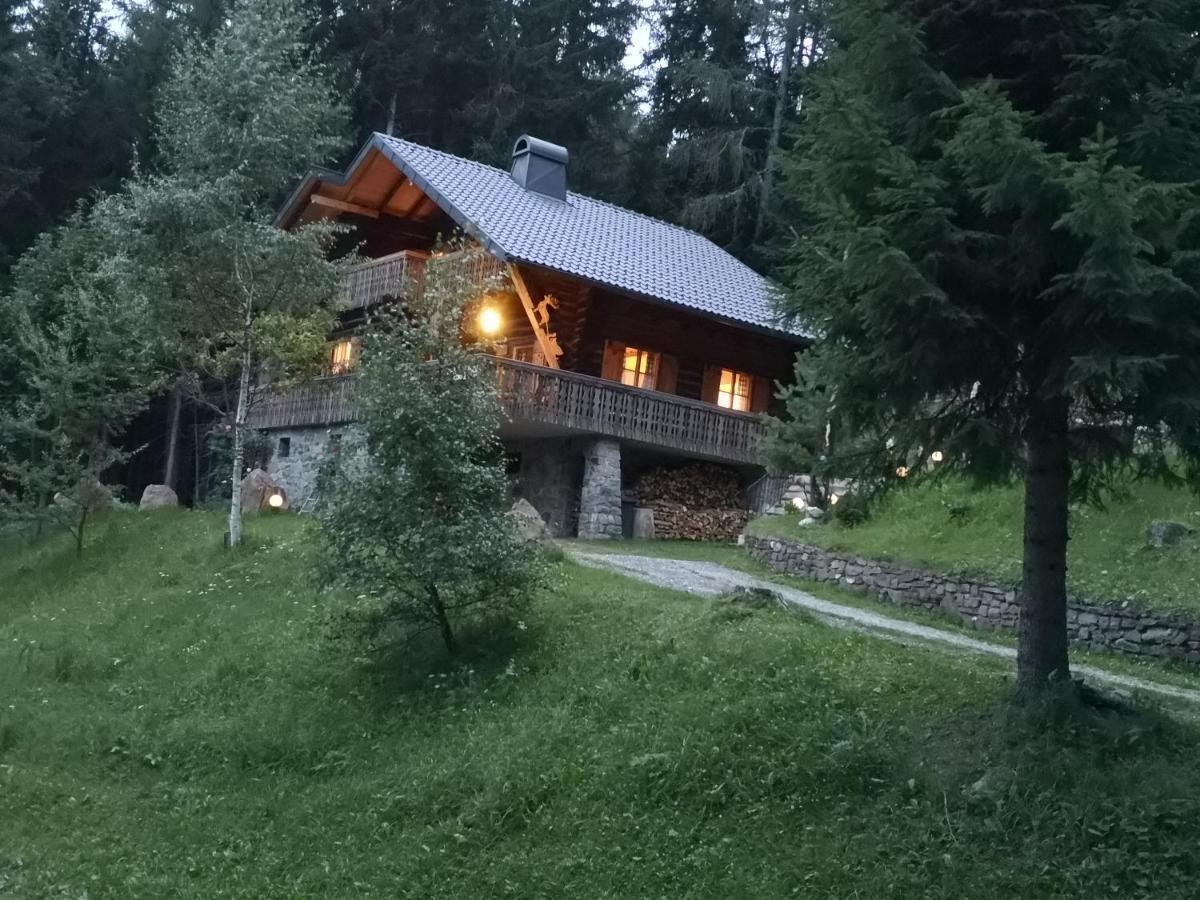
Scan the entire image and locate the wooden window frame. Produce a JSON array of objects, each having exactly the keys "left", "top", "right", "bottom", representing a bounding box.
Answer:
[{"left": 716, "top": 368, "right": 754, "bottom": 412}]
